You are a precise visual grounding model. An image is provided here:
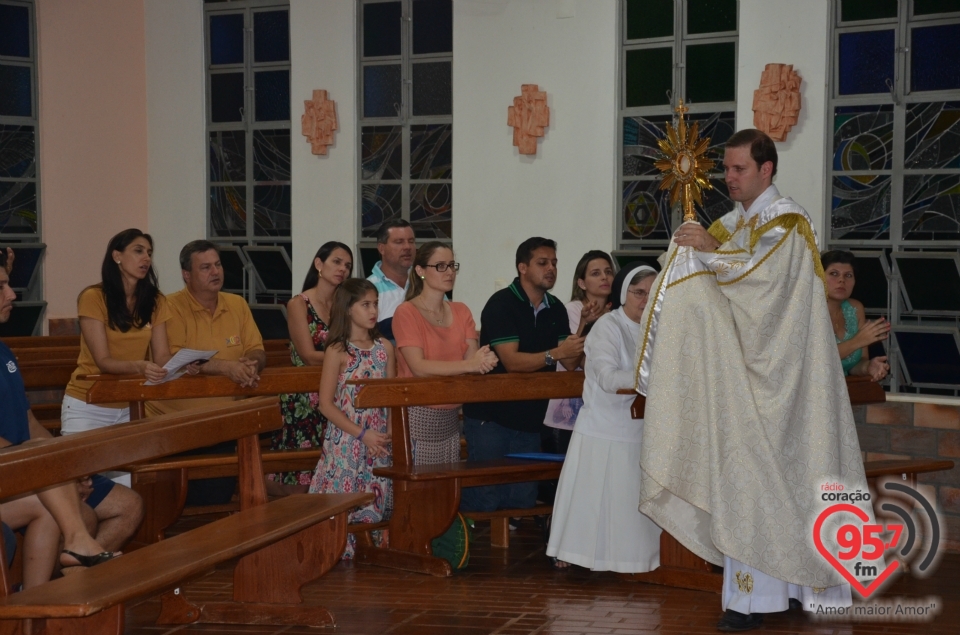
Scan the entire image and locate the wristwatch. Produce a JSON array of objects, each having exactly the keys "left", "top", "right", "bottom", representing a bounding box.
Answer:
[{"left": 545, "top": 349, "right": 556, "bottom": 366}]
